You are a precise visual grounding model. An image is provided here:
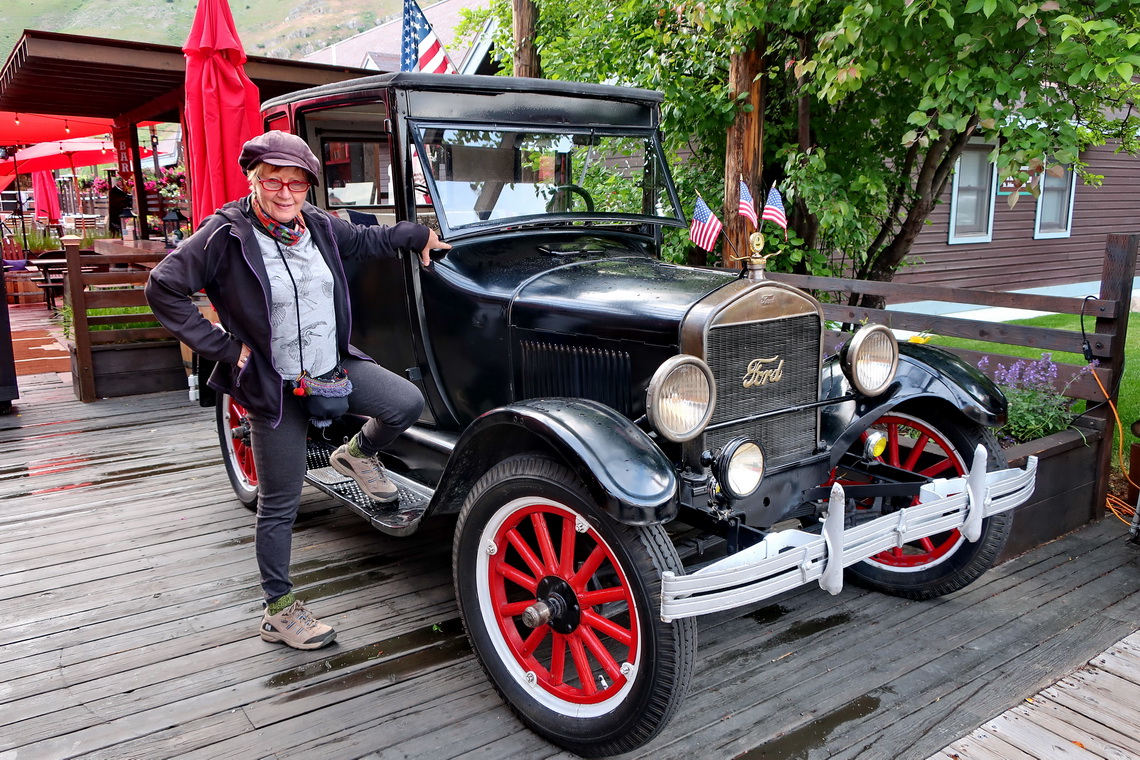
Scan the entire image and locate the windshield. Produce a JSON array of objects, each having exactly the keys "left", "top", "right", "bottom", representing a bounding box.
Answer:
[{"left": 411, "top": 124, "right": 685, "bottom": 234}]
